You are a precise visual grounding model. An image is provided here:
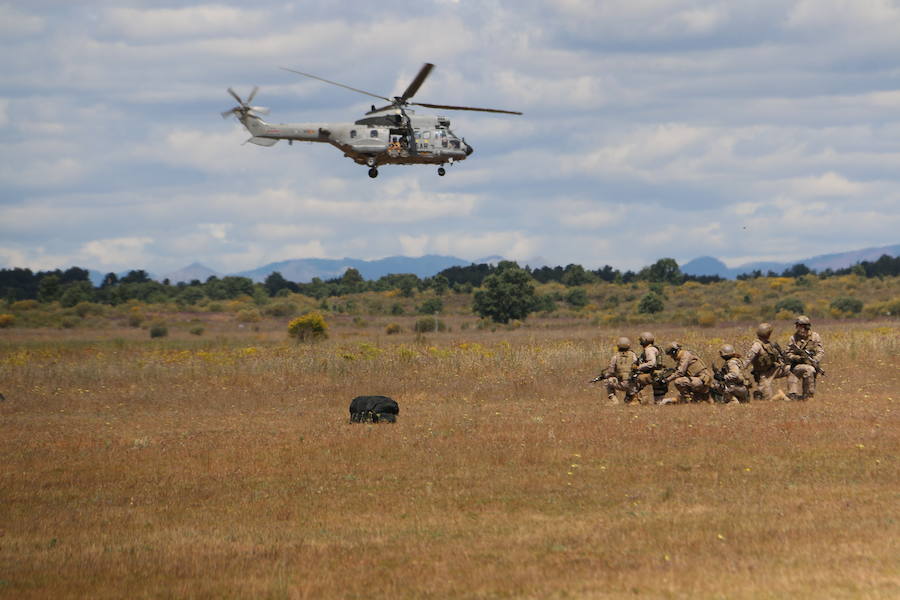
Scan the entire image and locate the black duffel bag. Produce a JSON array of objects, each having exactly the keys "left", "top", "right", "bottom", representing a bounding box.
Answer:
[{"left": 349, "top": 395, "right": 399, "bottom": 423}]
